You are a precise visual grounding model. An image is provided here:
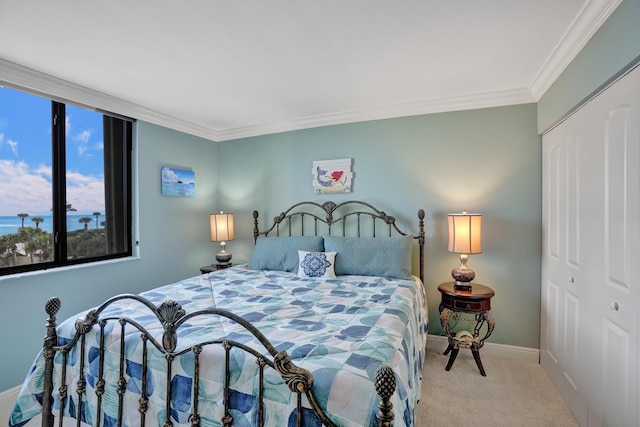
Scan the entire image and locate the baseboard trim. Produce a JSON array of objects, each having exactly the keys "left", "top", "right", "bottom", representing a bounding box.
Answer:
[
  {"left": 427, "top": 334, "right": 540, "bottom": 364},
  {"left": 0, "top": 385, "right": 20, "bottom": 399},
  {"left": 0, "top": 385, "right": 20, "bottom": 423}
]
